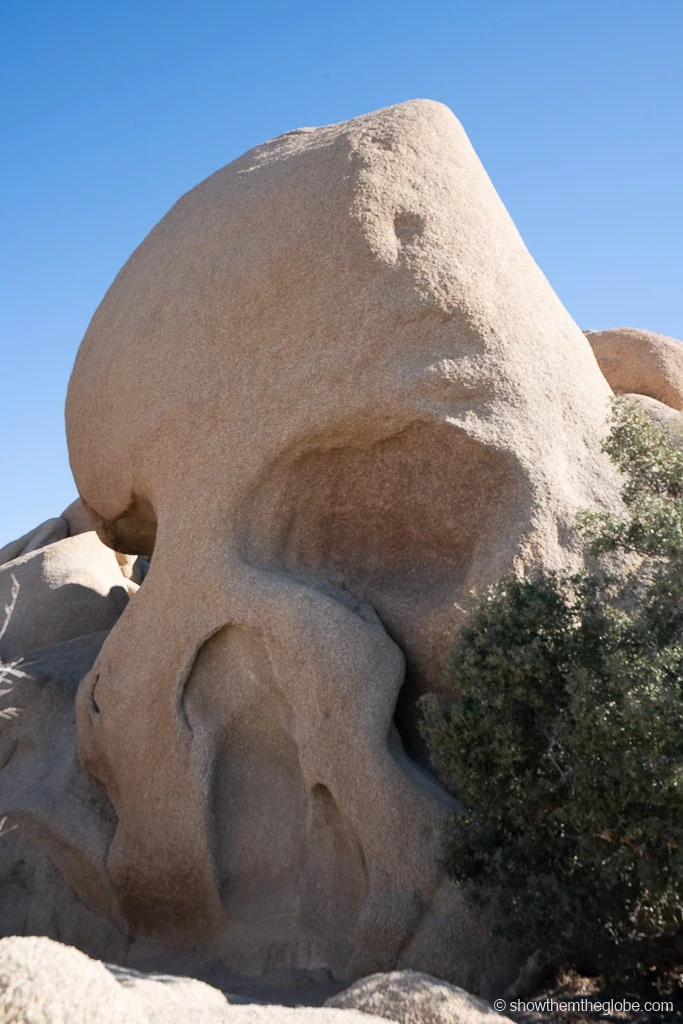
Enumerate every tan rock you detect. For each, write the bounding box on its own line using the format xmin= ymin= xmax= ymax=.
xmin=620 ymin=392 xmax=683 ymax=438
xmin=0 ymin=935 xmax=400 ymax=1024
xmin=0 ymin=497 xmax=144 ymax=585
xmin=61 ymin=497 xmax=95 ymax=536
xmin=586 ymin=327 xmax=683 ymax=409
xmin=108 ymin=963 xmax=229 ymax=1023
xmin=110 ymin=964 xmax=393 ymax=1024
xmin=0 ymin=499 xmax=92 ymax=567
xmin=0 ymin=936 xmax=147 ymax=1024
xmin=0 ymin=518 xmax=68 ymax=566
xmin=327 ymin=970 xmax=512 ymax=1023
xmin=0 ymin=533 xmax=134 ymax=662
xmin=59 ymin=500 xmax=148 ymax=581
xmin=62 ymin=99 xmax=620 ymax=988
xmin=0 ymin=633 xmax=121 ymax=926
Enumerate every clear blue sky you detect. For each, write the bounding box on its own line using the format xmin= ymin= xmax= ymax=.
xmin=2 ymin=0 xmax=682 ymax=546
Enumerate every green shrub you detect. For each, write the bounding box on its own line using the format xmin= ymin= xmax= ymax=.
xmin=420 ymin=400 xmax=683 ymax=972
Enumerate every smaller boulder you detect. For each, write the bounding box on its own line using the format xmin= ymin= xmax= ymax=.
xmin=586 ymin=327 xmax=683 ymax=410
xmin=60 ymin=498 xmax=94 ymax=537
xmin=107 ymin=964 xmax=230 ymax=1023
xmin=0 ymin=935 xmax=147 ymax=1024
xmin=0 ymin=935 xmax=398 ymax=1024
xmin=0 ymin=519 xmax=68 ymax=567
xmin=0 ymin=533 xmax=134 ymax=662
xmin=621 ymin=393 xmax=683 ymax=439
xmin=0 ymin=499 xmax=147 ymax=581
xmin=326 ymin=970 xmax=512 ymax=1024
xmin=0 ymin=498 xmax=92 ymax=567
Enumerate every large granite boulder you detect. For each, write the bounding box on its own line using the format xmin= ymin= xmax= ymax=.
xmin=62 ymin=98 xmax=624 ymax=987
xmin=586 ymin=327 xmax=683 ymax=409
xmin=1 ymin=99 xmax=628 ymax=994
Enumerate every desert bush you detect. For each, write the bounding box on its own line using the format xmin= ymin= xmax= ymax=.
xmin=420 ymin=400 xmax=683 ymax=973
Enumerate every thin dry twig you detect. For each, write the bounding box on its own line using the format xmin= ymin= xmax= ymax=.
xmin=0 ymin=574 xmax=24 ymax=721
xmin=0 ymin=574 xmax=19 ymax=644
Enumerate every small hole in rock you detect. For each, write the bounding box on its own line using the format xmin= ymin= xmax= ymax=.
xmin=394 ymin=211 xmax=425 ymax=245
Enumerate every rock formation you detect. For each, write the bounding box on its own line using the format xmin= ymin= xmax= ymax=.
xmin=0 ymin=936 xmax=514 ymax=1024
xmin=5 ymin=99 xmax=680 ymax=997
xmin=0 ymin=534 xmax=132 ymax=663
xmin=59 ymin=97 xmax=625 ymax=987
xmin=585 ymin=327 xmax=683 ymax=409
xmin=620 ymin=393 xmax=683 ymax=439
xmin=0 ymin=936 xmax=147 ymax=1024
xmin=326 ymin=970 xmax=508 ymax=1023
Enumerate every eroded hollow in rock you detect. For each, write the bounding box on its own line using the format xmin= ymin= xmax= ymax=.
xmin=183 ymin=623 xmax=371 ymax=972
xmin=239 ymin=420 xmax=525 ymax=761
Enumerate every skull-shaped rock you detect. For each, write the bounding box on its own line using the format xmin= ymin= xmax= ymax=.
xmin=65 ymin=100 xmax=619 ymax=986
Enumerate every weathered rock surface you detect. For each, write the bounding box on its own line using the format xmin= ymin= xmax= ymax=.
xmin=108 ymin=962 xmax=232 ymax=1023
xmin=0 ymin=533 xmax=134 ymax=663
xmin=59 ymin=98 xmax=626 ymax=988
xmin=0 ymin=519 xmax=68 ymax=567
xmin=621 ymin=393 xmax=683 ymax=438
xmin=327 ymin=970 xmax=512 ymax=1023
xmin=0 ymin=499 xmax=91 ymax=567
xmin=586 ymin=327 xmax=683 ymax=409
xmin=0 ymin=935 xmax=417 ymax=1024
xmin=60 ymin=497 xmax=94 ymax=537
xmin=0 ymin=499 xmax=147 ymax=587
xmin=0 ymin=633 xmax=123 ymax=930
xmin=0 ymin=936 xmax=147 ymax=1024
xmin=111 ymin=961 xmax=387 ymax=1024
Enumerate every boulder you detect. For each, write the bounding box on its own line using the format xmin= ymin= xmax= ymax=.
xmin=621 ymin=393 xmax=683 ymax=438
xmin=327 ymin=970 xmax=512 ymax=1023
xmin=0 ymin=936 xmax=146 ymax=1024
xmin=586 ymin=327 xmax=683 ymax=409
xmin=107 ymin=963 xmax=230 ymax=1023
xmin=110 ymin=964 xmax=383 ymax=1023
xmin=0 ymin=633 xmax=120 ymax=927
xmin=0 ymin=533 xmax=134 ymax=663
xmin=0 ymin=499 xmax=148 ymax=585
xmin=61 ymin=498 xmax=148 ymax=580
xmin=0 ymin=519 xmax=68 ymax=567
xmin=61 ymin=497 xmax=94 ymax=536
xmin=0 ymin=935 xmax=401 ymax=1024
xmin=0 ymin=499 xmax=92 ymax=567
xmin=11 ymin=98 xmax=621 ymax=990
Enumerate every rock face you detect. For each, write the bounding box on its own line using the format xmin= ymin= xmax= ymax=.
xmin=0 ymin=936 xmax=513 ymax=1024
xmin=1 ymin=99 xmax=635 ymax=994
xmin=108 ymin=962 xmax=232 ymax=1024
xmin=0 ymin=498 xmax=93 ymax=567
xmin=620 ymin=393 xmax=683 ymax=438
xmin=0 ymin=510 xmax=149 ymax=959
xmin=326 ymin=970 xmax=512 ymax=1023
xmin=0 ymin=499 xmax=147 ymax=585
xmin=0 ymin=936 xmax=147 ymax=1024
xmin=586 ymin=327 xmax=683 ymax=409
xmin=59 ymin=99 xmax=624 ymax=989
xmin=0 ymin=533 xmax=133 ymax=663
xmin=0 ymin=633 xmax=120 ymax=932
